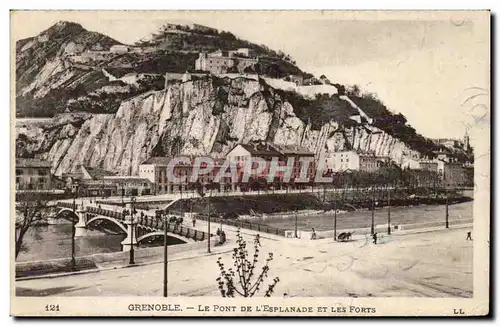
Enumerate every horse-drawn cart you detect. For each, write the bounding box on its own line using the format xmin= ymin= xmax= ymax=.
xmin=337 ymin=232 xmax=354 ymax=242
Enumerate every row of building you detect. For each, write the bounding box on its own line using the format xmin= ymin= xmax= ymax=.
xmin=15 ymin=159 xmax=154 ymax=197
xmin=139 ymin=143 xmax=317 ymax=194
xmin=15 ymin=141 xmax=473 ymax=197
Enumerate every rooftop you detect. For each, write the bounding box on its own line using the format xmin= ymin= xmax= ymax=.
xmin=82 ymin=166 xmax=117 ymax=180
xmin=141 ymin=157 xmax=171 ymax=165
xmin=141 ymin=157 xmax=194 ymax=166
xmin=238 ymin=143 xmax=282 ymax=156
xmin=271 ymin=143 xmax=315 ymax=156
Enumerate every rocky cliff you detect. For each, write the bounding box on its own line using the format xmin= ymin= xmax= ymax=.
xmin=16 ymin=76 xmax=420 ymax=176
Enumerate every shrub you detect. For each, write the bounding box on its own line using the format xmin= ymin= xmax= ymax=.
xmin=216 ymin=230 xmax=280 ymax=297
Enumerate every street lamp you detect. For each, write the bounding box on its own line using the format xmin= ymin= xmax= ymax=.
xmin=71 ymin=185 xmax=79 ymax=271
xmin=445 ymin=186 xmax=449 ymax=229
xmin=333 ymin=194 xmax=337 ymax=241
xmin=207 ymin=188 xmax=212 ymax=253
xmin=332 ymin=171 xmax=341 ymax=241
xmin=387 ymin=183 xmax=391 ymax=235
xmin=121 ymin=183 xmax=125 ymax=206
xmin=370 ymin=185 xmax=375 ymax=235
xmin=129 ymin=197 xmax=136 ymax=265
xmin=163 ymin=211 xmax=168 ymax=297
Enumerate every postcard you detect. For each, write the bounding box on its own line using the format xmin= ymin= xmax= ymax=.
xmin=11 ymin=10 xmax=490 ymax=317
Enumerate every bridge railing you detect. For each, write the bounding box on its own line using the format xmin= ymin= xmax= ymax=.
xmin=193 ymin=213 xmax=286 ymax=237
xmin=57 ymin=202 xmax=212 ymax=242
xmin=136 ymin=214 xmax=212 ymax=241
xmin=57 ymin=202 xmax=77 ymax=210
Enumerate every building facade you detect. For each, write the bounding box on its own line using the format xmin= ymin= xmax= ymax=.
xmin=195 ymin=49 xmax=258 ymax=74
xmin=103 ymin=176 xmax=153 ymax=196
xmin=286 ymin=74 xmax=304 ymax=86
xmin=139 ymin=157 xmax=234 ymax=194
xmin=401 ymin=157 xmax=421 ymax=170
xmin=226 ymin=143 xmax=316 ymax=186
xmin=419 ymin=160 xmax=439 ymax=173
xmin=443 ymin=162 xmax=467 ymax=187
xmin=139 ymin=142 xmax=317 ymax=194
xmin=326 ymin=151 xmax=381 ymax=173
xmin=15 ymin=158 xmax=52 ymax=190
xmin=64 ymin=165 xmax=153 ymax=197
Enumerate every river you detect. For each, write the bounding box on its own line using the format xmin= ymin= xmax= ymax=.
xmin=260 ymin=200 xmax=473 ymax=231
xmin=17 ymin=222 xmax=184 ymax=263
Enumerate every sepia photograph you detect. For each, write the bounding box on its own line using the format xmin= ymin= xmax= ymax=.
xmin=10 ymin=10 xmax=490 ymax=316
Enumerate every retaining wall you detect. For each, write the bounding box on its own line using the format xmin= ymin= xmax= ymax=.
xmin=16 ymin=238 xmax=219 ymax=279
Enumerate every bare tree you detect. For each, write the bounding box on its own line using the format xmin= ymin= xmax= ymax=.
xmin=15 ymin=200 xmax=48 ymax=259
xmin=216 ymin=230 xmax=280 ymax=297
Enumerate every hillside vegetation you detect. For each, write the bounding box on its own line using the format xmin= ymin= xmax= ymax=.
xmin=14 ymin=20 xmax=464 ymax=165
xmin=15 ymin=21 xmax=310 ymax=118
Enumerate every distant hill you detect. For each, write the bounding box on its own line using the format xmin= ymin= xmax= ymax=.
xmin=16 ymin=21 xmax=122 ymax=93
xmin=136 ymin=23 xmax=280 ymax=56
xmin=15 ymin=21 xmax=308 ymax=118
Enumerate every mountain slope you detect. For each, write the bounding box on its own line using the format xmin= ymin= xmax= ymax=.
xmin=16 ymin=21 xmax=121 ymax=94
xmin=15 ymin=21 xmax=307 ymax=118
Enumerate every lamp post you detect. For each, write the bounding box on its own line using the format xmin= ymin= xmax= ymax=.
xmin=445 ymin=186 xmax=449 ymax=229
xmin=163 ymin=211 xmax=168 ymax=297
xmin=387 ymin=184 xmax=391 ymax=235
xmin=207 ymin=189 xmax=211 ymax=253
xmin=129 ymin=196 xmax=136 ymax=265
xmin=370 ymin=185 xmax=375 ymax=235
xmin=333 ymin=195 xmax=337 ymax=241
xmin=202 ymin=188 xmax=212 ymax=253
xmin=71 ymin=185 xmax=79 ymax=271
xmin=121 ymin=183 xmax=125 ymax=206
xmin=294 ymin=208 xmax=298 ymax=238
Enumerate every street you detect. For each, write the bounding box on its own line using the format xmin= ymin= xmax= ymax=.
xmin=16 ymin=227 xmax=473 ymax=298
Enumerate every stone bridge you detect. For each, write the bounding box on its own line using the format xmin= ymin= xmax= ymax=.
xmin=52 ymin=202 xmax=212 ymax=251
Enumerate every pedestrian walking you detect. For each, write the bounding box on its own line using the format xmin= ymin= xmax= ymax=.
xmin=255 ymin=234 xmax=262 ymax=247
xmin=192 ymin=218 xmax=196 ymax=227
xmin=372 ymin=232 xmax=378 ymax=245
xmin=311 ymin=228 xmax=317 ymax=240
xmin=466 ymin=231 xmax=472 ymax=241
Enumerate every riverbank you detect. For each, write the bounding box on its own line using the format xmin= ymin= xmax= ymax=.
xmin=260 ymin=200 xmax=473 ymax=232
xmin=167 ymin=190 xmax=472 ymax=217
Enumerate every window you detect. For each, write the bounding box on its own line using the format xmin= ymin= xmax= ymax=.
xmin=16 ymin=169 xmax=23 ymax=176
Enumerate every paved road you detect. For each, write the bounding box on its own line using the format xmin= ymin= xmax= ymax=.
xmin=16 ymin=227 xmax=473 ymax=298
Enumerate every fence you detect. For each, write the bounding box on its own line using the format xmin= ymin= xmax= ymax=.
xmin=194 ymin=213 xmax=287 ymax=237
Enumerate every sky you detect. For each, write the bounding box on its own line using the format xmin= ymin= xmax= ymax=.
xmin=11 ymin=11 xmax=490 ymax=140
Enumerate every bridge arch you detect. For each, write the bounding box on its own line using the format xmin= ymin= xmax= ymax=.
xmin=163 ymin=198 xmax=182 ymax=211
xmin=55 ymin=208 xmax=79 ymax=220
xmin=137 ymin=231 xmax=189 ymax=244
xmin=86 ymin=216 xmax=128 ymax=233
